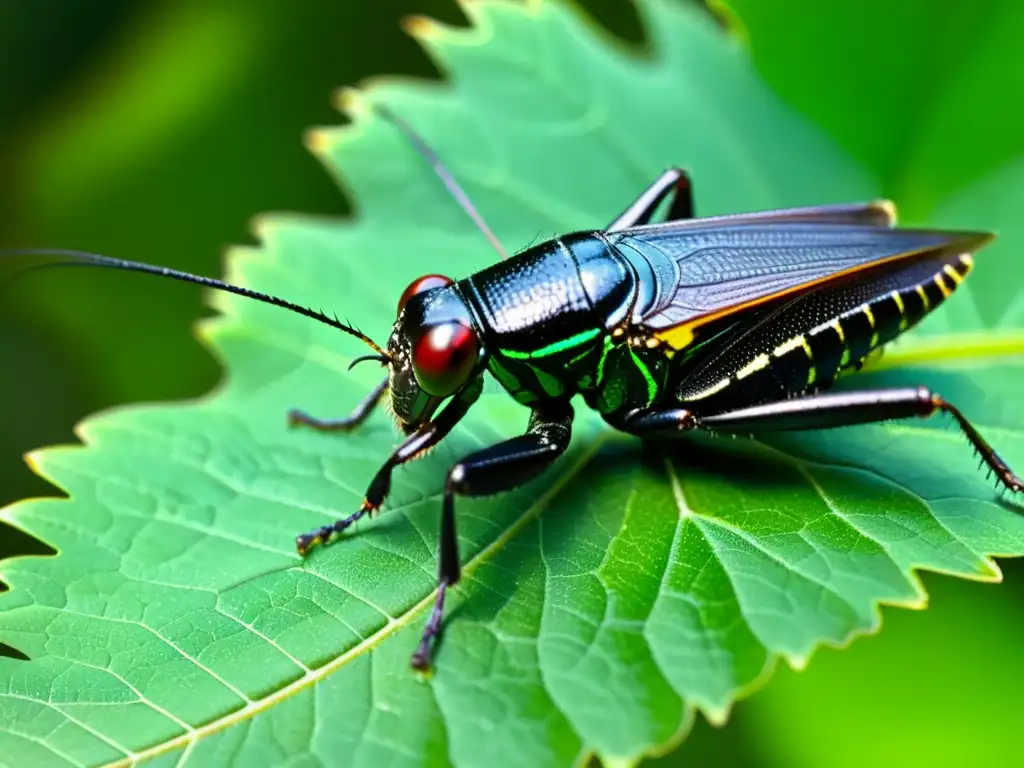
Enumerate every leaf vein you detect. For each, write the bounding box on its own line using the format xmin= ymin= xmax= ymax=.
xmin=0 ymin=692 xmax=130 ymax=764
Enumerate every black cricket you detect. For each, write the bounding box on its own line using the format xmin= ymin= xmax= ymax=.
xmin=10 ymin=106 xmax=1022 ymax=672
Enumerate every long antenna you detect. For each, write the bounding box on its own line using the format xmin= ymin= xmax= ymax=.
xmin=3 ymin=249 xmax=389 ymax=357
xmin=375 ymin=104 xmax=510 ymax=261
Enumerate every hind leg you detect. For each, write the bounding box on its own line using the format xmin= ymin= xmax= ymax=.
xmin=618 ymin=388 xmax=1023 ymax=494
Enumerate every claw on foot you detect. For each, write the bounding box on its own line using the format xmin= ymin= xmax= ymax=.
xmin=1005 ymin=473 xmax=1024 ymax=496
xmin=410 ymin=650 xmax=432 ymax=674
xmin=295 ymin=506 xmax=373 ymax=556
xmin=409 ymin=581 xmax=447 ymax=671
xmin=295 ymin=525 xmax=333 ymax=556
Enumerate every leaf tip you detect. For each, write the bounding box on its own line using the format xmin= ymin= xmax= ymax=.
xmin=332 ymin=86 xmax=367 ymax=121
xmin=303 ymin=127 xmax=338 ymax=158
xmin=973 ymin=556 xmax=1004 ymax=583
xmin=401 ymin=14 xmax=444 ymax=41
xmin=249 ymin=214 xmax=274 ymax=242
xmin=22 ymin=449 xmax=46 ymax=479
xmin=899 ymin=590 xmax=930 ymax=613
xmin=704 ymin=0 xmax=750 ymax=44
xmin=785 ymin=652 xmax=811 ymax=672
xmin=700 ymin=703 xmax=730 ymax=728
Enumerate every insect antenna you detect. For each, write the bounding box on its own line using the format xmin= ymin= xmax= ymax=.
xmin=375 ymin=103 xmax=510 ymax=261
xmin=347 ymin=353 xmax=390 ymax=371
xmin=2 ymin=248 xmax=390 ymax=358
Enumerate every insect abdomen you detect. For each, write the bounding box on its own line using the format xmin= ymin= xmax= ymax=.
xmin=675 ymin=251 xmax=974 ymax=412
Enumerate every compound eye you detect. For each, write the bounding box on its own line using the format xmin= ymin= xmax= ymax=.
xmin=398 ymin=274 xmax=453 ymax=315
xmin=411 ymin=322 xmax=479 ymax=397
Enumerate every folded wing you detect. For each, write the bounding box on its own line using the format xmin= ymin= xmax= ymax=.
xmin=609 ymin=222 xmax=991 ymax=348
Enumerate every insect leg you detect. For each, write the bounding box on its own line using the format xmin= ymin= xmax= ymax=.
xmin=622 ymin=389 xmax=1023 ymax=494
xmin=410 ymin=401 xmax=574 ymax=670
xmin=288 ymin=378 xmax=388 ymax=432
xmin=700 ymin=389 xmax=1024 ymax=492
xmin=607 ymin=167 xmax=694 ymax=231
xmin=295 ymin=378 xmax=483 ymax=555
xmin=615 ymin=407 xmax=698 ymax=435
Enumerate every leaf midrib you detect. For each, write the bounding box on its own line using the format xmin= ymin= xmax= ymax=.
xmin=869 ymin=331 xmax=1024 ymax=371
xmin=106 ymin=431 xmax=613 ymax=766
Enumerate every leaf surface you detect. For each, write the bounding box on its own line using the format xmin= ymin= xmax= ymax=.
xmin=1 ymin=2 xmax=1022 ymax=766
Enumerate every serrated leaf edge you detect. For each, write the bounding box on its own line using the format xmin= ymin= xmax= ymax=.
xmin=83 ymin=433 xmax=610 ymax=767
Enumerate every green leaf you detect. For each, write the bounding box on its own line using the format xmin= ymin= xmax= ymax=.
xmin=1 ymin=1 xmax=1022 ymax=766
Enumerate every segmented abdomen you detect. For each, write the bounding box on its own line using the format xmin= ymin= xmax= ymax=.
xmin=675 ymin=251 xmax=974 ymax=413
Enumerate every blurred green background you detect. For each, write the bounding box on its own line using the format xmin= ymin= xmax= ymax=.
xmin=1 ymin=0 xmax=1021 ymax=764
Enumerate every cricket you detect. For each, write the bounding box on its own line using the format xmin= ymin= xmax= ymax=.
xmin=8 ymin=105 xmax=1022 ymax=671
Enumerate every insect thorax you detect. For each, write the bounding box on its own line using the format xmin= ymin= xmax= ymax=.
xmin=465 ymin=231 xmax=660 ymax=408
xmin=485 ymin=326 xmax=675 ymax=413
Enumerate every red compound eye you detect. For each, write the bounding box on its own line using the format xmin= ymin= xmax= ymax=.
xmin=411 ymin=322 xmax=479 ymax=397
xmin=397 ymin=274 xmax=453 ymax=315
